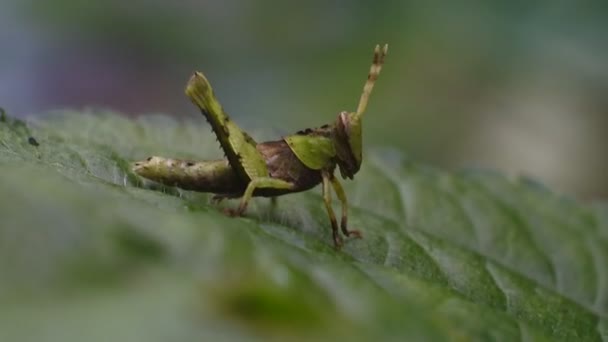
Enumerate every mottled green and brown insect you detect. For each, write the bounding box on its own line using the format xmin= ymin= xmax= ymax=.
xmin=133 ymin=44 xmax=388 ymax=248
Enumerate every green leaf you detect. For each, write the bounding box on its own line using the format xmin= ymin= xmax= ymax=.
xmin=0 ymin=111 xmax=606 ymax=341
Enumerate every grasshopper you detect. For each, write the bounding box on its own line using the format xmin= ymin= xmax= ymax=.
xmin=133 ymin=44 xmax=388 ymax=248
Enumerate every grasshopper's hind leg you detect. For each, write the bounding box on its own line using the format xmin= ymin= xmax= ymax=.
xmin=225 ymin=177 xmax=295 ymax=216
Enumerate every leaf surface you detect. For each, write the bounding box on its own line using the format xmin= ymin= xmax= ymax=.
xmin=0 ymin=112 xmax=606 ymax=341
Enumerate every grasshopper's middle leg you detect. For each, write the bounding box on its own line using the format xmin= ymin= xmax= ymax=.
xmin=270 ymin=196 xmax=278 ymax=210
xmin=225 ymin=177 xmax=294 ymax=216
xmin=329 ymin=175 xmax=362 ymax=239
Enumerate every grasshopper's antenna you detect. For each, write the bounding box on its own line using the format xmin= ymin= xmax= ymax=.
xmin=355 ymin=44 xmax=388 ymax=119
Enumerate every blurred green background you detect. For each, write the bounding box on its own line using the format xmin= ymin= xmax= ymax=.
xmin=1 ymin=1 xmax=607 ymax=198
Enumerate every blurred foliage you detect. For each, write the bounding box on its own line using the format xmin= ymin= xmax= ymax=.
xmin=0 ymin=111 xmax=607 ymax=341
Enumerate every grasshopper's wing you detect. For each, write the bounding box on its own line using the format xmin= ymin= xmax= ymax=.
xmin=285 ymin=134 xmax=336 ymax=170
xmin=186 ymin=72 xmax=268 ymax=181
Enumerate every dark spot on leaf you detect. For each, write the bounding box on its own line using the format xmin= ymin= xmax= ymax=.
xmin=28 ymin=136 xmax=39 ymax=147
xmin=146 ymin=156 xmax=153 ymax=161
xmin=186 ymin=162 xmax=195 ymax=166
xmin=113 ymin=226 xmax=165 ymax=262
xmin=210 ymin=269 xmax=336 ymax=332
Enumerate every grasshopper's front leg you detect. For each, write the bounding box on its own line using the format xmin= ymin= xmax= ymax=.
xmin=321 ymin=171 xmax=362 ymax=249
xmin=329 ymin=174 xmax=362 ymax=239
xmin=321 ymin=170 xmax=343 ymax=248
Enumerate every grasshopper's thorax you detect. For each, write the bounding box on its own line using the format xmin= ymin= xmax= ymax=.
xmin=333 ymin=111 xmax=362 ymax=179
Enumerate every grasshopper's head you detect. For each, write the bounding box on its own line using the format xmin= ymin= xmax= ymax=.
xmin=333 ymin=44 xmax=387 ymax=180
xmin=333 ymin=111 xmax=363 ymax=179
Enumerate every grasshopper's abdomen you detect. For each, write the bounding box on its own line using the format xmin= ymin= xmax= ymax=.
xmin=133 ymin=157 xmax=243 ymax=195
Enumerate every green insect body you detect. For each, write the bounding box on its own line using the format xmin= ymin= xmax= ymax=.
xmin=133 ymin=44 xmax=388 ymax=248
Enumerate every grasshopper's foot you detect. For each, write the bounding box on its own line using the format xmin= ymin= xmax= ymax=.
xmin=222 ymin=198 xmax=249 ymax=217
xmin=333 ymin=231 xmax=344 ymax=250
xmin=340 ymin=217 xmax=363 ymax=239
xmin=343 ymin=228 xmax=363 ymax=239
xmin=222 ymin=207 xmax=243 ymax=217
